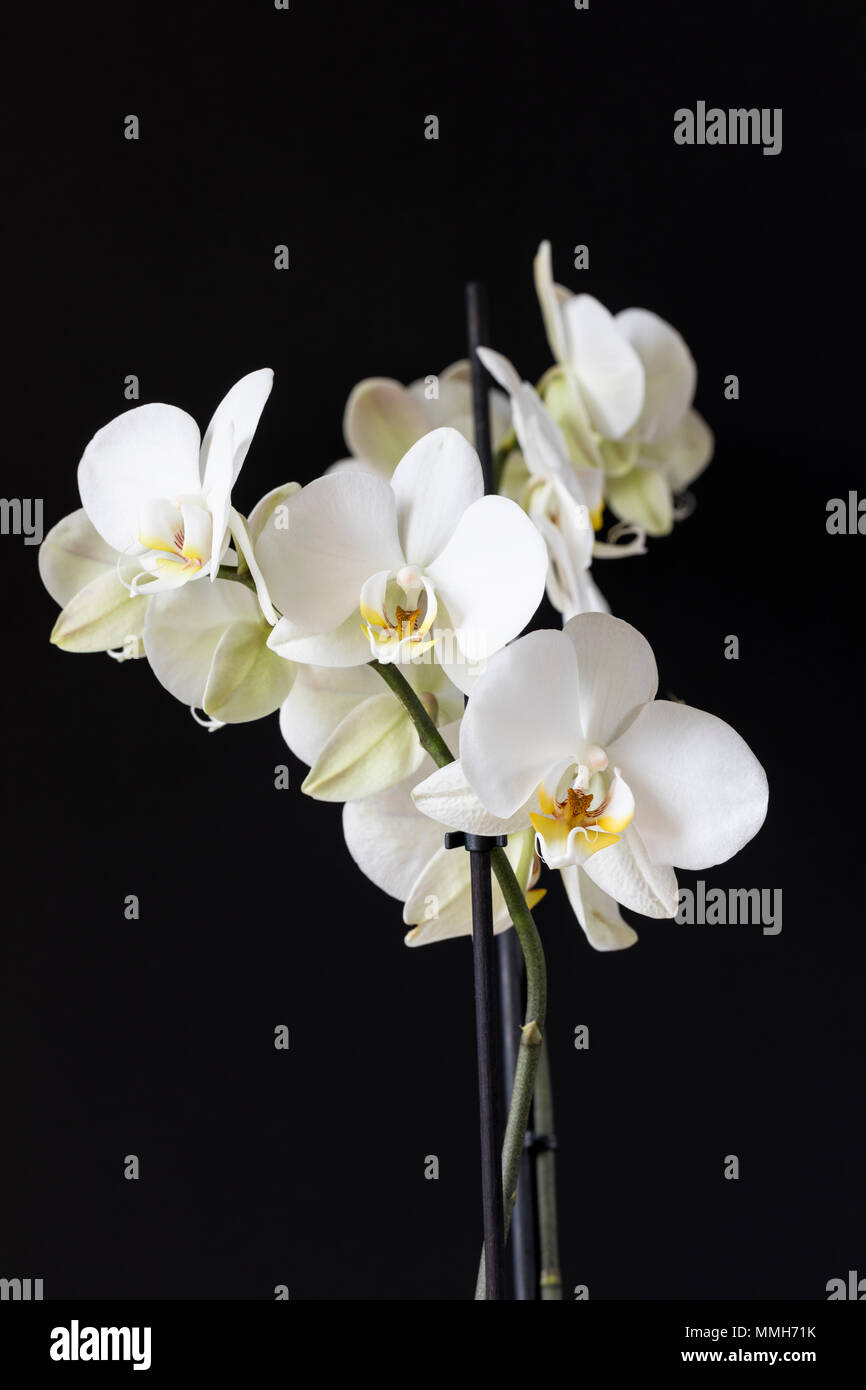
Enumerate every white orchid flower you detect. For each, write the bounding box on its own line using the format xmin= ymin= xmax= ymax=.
xmin=478 ymin=347 xmax=616 ymax=622
xmin=39 ymin=508 xmax=148 ymax=658
xmin=534 ymin=241 xmax=714 ymax=536
xmin=280 ymin=659 xmax=463 ymax=802
xmin=257 ymin=426 xmax=548 ymax=693
xmin=141 ymin=483 xmax=300 ymax=726
xmin=413 ymin=612 xmax=768 ymax=931
xmin=341 ymin=726 xmax=542 ymax=946
xmin=76 ymin=369 xmax=274 ymax=596
xmin=336 ymin=361 xmax=511 ymax=478
xmin=406 ymin=749 xmax=638 ymax=952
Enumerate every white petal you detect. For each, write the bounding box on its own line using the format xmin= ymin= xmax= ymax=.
xmin=343 ymin=377 xmax=430 ymax=469
xmin=143 ymin=577 xmax=261 ymax=708
xmin=200 ymin=368 xmax=273 ymax=489
xmin=180 ymin=501 xmax=212 ymax=563
xmin=560 ymin=866 xmax=638 ymax=950
xmin=530 ymin=483 xmax=600 ymax=620
xmin=476 ymin=346 xmax=522 ymax=397
xmin=390 ymin=426 xmax=483 ymax=567
xmin=229 ymin=507 xmax=277 ymax=624
xmin=562 ymin=612 xmax=658 ymax=746
xmin=38 ymin=509 xmax=120 ymax=606
xmin=411 ymin=758 xmax=536 ymax=835
xmin=607 ymin=699 xmax=769 ymax=869
xmin=342 ymin=763 xmax=449 ymax=901
xmin=561 ymin=295 xmax=645 ymax=440
xmin=267 ymin=611 xmax=372 ymax=667
xmin=248 ymin=482 xmax=301 ymax=542
xmin=581 ymin=822 xmax=679 ymax=918
xmin=481 ymin=351 xmax=584 ymax=504
xmin=460 ymin=629 xmax=583 ymax=818
xmin=427 ymin=494 xmax=547 ymax=672
xmin=279 ymin=663 xmax=381 ymax=765
xmin=616 ymin=309 xmax=695 ymax=444
xmin=78 ymin=403 xmax=202 ymax=554
xmin=402 ymin=847 xmax=475 ymax=943
xmin=255 ymin=471 xmax=404 ymax=629
xmin=533 ymin=240 xmax=569 ymax=363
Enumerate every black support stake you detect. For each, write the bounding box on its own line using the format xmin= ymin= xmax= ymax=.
xmin=460 ymin=281 xmax=538 ymax=1301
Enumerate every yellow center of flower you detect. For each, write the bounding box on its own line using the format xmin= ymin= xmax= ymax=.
xmin=394 ymin=605 xmax=422 ymax=639
xmin=360 ymin=570 xmax=439 ymax=661
xmin=527 ymin=753 xmax=636 ymax=867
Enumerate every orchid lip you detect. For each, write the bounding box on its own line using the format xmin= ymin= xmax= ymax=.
xmin=360 ymin=566 xmax=439 ymax=660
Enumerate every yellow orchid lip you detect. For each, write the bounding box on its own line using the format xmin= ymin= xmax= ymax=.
xmin=360 ymin=599 xmax=387 ymax=628
xmin=138 ymin=530 xmax=180 ymax=555
xmin=530 ymin=811 xmax=619 ymax=863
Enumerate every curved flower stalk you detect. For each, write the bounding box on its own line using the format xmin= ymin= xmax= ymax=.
xmin=257 ymin=426 xmax=548 ymax=692
xmin=534 ymin=241 xmax=713 ymax=536
xmin=414 ymin=612 xmax=768 ymax=945
xmin=76 ymin=368 xmax=274 ymax=594
xmin=336 ymin=361 xmax=511 ymax=478
xmin=281 ymin=658 xmax=464 ymax=803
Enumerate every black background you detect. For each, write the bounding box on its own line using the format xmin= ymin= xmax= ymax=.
xmin=1 ymin=1 xmax=863 ymax=1301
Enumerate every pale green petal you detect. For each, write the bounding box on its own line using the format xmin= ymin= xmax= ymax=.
xmin=640 ymin=408 xmax=714 ymax=493
xmin=280 ymin=664 xmax=382 ymax=765
xmin=408 ymin=360 xmax=512 ymax=453
xmin=539 ymin=366 xmax=604 ymax=470
xmin=302 ymin=691 xmax=425 ymax=802
xmin=343 ymin=377 xmax=429 ymax=470
xmin=599 ymin=433 xmax=640 ymax=478
xmin=498 ymin=450 xmax=530 ymax=504
xmin=203 ymin=619 xmax=295 ymax=723
xmin=50 ymin=571 xmax=148 ymax=652
xmin=39 ymin=508 xmax=120 ymax=606
xmin=605 ymin=465 xmax=675 ymax=537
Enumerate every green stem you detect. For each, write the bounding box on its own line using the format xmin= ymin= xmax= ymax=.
xmin=369 ymin=659 xmax=549 ymax=1301
xmin=370 ymin=660 xmax=453 ymax=768
xmin=215 ymin=564 xmax=257 ymax=592
xmin=533 ymin=1039 xmax=562 ymax=1299
xmin=473 ymin=848 xmax=546 ymax=1299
